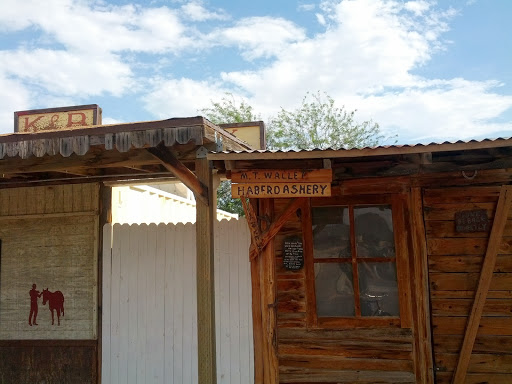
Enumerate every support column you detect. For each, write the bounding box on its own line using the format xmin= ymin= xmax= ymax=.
xmin=196 ymin=157 xmax=217 ymax=384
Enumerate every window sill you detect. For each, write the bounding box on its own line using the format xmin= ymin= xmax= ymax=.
xmin=314 ymin=317 xmax=401 ymax=329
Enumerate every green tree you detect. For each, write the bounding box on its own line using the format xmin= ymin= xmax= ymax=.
xmin=200 ymin=93 xmax=259 ymax=125
xmin=200 ymin=93 xmax=260 ymax=216
xmin=201 ymin=91 xmax=386 ymax=215
xmin=267 ymin=91 xmax=382 ymax=150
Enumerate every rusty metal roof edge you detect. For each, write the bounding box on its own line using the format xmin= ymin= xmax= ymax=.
xmin=207 ymin=137 xmax=512 ymax=160
xmin=203 ymin=118 xmax=254 ymax=151
xmin=0 ymin=116 xmax=208 ymax=143
xmin=0 ymin=116 xmax=256 ymax=160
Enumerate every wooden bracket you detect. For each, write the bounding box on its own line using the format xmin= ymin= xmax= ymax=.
xmin=147 ymin=142 xmax=209 ymax=205
xmin=451 ymin=185 xmax=512 ymax=384
xmin=243 ymin=198 xmax=307 ymax=261
xmin=241 ymin=196 xmax=263 ymax=252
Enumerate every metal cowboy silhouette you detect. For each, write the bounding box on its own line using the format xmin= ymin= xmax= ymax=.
xmin=29 ymin=283 xmax=42 ymax=326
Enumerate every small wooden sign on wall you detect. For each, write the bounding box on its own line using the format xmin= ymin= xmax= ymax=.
xmin=455 ymin=209 xmax=489 ymax=233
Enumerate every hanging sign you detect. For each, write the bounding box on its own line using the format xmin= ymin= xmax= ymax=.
xmin=283 ymin=236 xmax=304 ymax=270
xmin=231 ymin=169 xmax=332 ymax=198
xmin=455 ymin=209 xmax=489 ymax=233
xmin=14 ymin=104 xmax=102 ymax=133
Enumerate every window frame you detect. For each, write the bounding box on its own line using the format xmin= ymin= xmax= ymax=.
xmin=303 ymin=194 xmax=411 ymax=329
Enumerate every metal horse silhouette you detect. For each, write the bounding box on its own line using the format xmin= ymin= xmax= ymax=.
xmin=42 ymin=288 xmax=65 ymax=326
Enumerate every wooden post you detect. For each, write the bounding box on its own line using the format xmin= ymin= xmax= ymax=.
xmin=451 ymin=185 xmax=512 ymax=384
xmin=195 ymin=157 xmax=217 ymax=384
xmin=259 ymin=199 xmax=279 ymax=384
xmin=97 ymin=183 xmax=112 ymax=384
xmin=409 ymin=188 xmax=434 ymax=384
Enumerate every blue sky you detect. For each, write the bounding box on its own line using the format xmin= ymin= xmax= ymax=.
xmin=0 ymin=0 xmax=510 ymax=144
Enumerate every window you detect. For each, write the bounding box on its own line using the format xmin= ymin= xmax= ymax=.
xmin=305 ymin=195 xmax=408 ymax=327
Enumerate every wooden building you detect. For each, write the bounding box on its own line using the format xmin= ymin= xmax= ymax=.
xmin=209 ymin=139 xmax=512 ymax=384
xmin=0 ymin=117 xmax=251 ymax=383
xmin=2 ymin=110 xmax=512 ymax=384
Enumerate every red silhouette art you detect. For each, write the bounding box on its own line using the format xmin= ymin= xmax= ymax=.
xmin=28 ymin=283 xmax=42 ymax=326
xmin=42 ymin=288 xmax=65 ymax=326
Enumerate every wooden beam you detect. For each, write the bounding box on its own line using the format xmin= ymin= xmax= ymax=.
xmin=195 ymin=157 xmax=217 ymax=384
xmin=451 ymin=185 xmax=512 ymax=384
xmin=258 ymin=199 xmax=279 ymax=384
xmin=0 ymin=147 xmax=161 ymax=175
xmin=409 ymin=188 xmax=434 ymax=384
xmin=241 ymin=196 xmax=263 ymax=252
xmin=251 ymin=249 xmax=264 ymax=384
xmin=147 ymin=143 xmax=208 ymax=205
xmin=249 ymin=198 xmax=306 ymax=260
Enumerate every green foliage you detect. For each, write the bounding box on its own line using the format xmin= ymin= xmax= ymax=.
xmin=267 ymin=91 xmax=382 ymax=150
xmin=201 ymin=91 xmax=386 ymax=216
xmin=200 ymin=93 xmax=260 ymax=217
xmin=200 ymin=92 xmax=259 ymax=124
xmin=216 ymin=179 xmax=245 ymax=217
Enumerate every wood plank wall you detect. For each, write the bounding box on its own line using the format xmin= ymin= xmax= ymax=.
xmin=0 ymin=183 xmax=100 ymax=383
xmin=273 ymin=198 xmax=415 ymax=384
xmin=424 ymin=186 xmax=512 ymax=384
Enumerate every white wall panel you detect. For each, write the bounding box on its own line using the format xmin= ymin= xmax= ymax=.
xmin=102 ymin=219 xmax=252 ymax=383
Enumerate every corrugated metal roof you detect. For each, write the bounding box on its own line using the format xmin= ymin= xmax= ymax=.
xmin=208 ymin=137 xmax=512 ymax=160
xmin=0 ymin=116 xmax=252 ymax=160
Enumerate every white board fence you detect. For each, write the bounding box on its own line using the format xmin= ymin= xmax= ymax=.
xmin=102 ymin=219 xmax=253 ymax=383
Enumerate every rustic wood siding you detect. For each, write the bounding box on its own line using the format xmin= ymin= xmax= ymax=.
xmin=102 ymin=219 xmax=253 ymax=383
xmin=424 ymin=186 xmax=512 ymax=383
xmin=273 ymin=198 xmax=416 ymax=383
xmin=0 ymin=184 xmax=99 ymax=340
xmin=0 ymin=183 xmax=100 ymax=383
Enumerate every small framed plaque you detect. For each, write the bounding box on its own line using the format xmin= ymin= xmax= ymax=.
xmin=283 ymin=236 xmax=304 ymax=271
xmin=455 ymin=209 xmax=489 ymax=233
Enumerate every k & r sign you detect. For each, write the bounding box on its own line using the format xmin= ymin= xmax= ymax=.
xmin=14 ymin=104 xmax=102 ymax=133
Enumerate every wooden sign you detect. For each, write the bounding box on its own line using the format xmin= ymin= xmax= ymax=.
xmin=14 ymin=104 xmax=102 ymax=133
xmin=455 ymin=209 xmax=489 ymax=233
xmin=232 ymin=182 xmax=331 ymax=198
xmin=283 ymin=237 xmax=304 ymax=270
xmin=231 ymin=169 xmax=332 ymax=198
xmin=232 ymin=169 xmax=332 ymax=183
xmin=220 ymin=121 xmax=266 ymax=150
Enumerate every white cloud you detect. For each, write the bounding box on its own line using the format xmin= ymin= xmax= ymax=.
xmin=208 ymin=17 xmax=306 ymax=60
xmin=404 ymin=0 xmax=431 ymax=16
xmin=214 ymin=0 xmax=512 ymax=142
xmin=102 ymin=117 xmax=127 ymax=125
xmin=356 ymin=79 xmax=512 ymax=142
xmin=316 ymin=13 xmax=327 ymax=25
xmin=0 ymin=0 xmax=510 ymax=143
xmin=181 ymin=1 xmax=229 ymax=21
xmin=0 ymin=0 xmax=193 ymax=54
xmin=0 ymin=49 xmax=133 ymax=96
xmin=0 ymin=75 xmax=31 ymax=134
xmin=141 ymin=78 xmax=232 ymax=119
xmin=298 ymin=3 xmax=316 ymax=11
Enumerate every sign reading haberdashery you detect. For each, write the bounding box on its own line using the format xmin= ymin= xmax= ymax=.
xmin=231 ymin=169 xmax=332 ymax=198
xmin=14 ymin=104 xmax=102 ymax=133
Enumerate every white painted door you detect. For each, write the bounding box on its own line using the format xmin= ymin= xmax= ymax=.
xmin=102 ymin=220 xmax=253 ymax=384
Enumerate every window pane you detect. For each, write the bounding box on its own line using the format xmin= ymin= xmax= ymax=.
xmin=314 ymin=263 xmax=355 ymax=317
xmin=312 ymin=206 xmax=350 ymax=259
xmin=359 ymin=262 xmax=399 ymax=317
xmin=354 ymin=206 xmax=395 ymax=258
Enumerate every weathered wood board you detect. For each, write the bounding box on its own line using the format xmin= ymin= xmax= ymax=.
xmin=231 ymin=169 xmax=332 ymax=183
xmin=0 ymin=184 xmax=99 ymax=340
xmin=424 ymin=186 xmax=512 ymax=382
xmin=232 ymin=182 xmax=331 ymax=198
